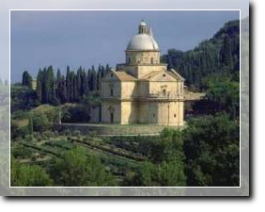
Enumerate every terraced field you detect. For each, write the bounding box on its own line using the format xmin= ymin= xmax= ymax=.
xmin=12 ymin=134 xmax=152 ymax=185
xmin=56 ymin=123 xmax=180 ymax=136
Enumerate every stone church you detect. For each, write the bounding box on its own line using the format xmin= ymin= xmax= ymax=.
xmin=100 ymin=21 xmax=185 ymax=126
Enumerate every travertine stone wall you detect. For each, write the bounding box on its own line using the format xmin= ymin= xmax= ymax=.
xmin=126 ymin=51 xmax=160 ymax=65
xmin=101 ymin=101 xmax=121 ymax=123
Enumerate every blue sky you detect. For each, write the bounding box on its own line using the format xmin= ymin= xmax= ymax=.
xmin=11 ymin=10 xmax=239 ymax=82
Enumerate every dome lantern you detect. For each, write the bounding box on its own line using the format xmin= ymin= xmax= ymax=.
xmin=139 ymin=20 xmax=149 ymax=34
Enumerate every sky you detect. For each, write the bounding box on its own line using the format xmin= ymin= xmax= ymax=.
xmin=11 ymin=10 xmax=239 ymax=82
xmin=0 ymin=0 xmax=249 ymax=82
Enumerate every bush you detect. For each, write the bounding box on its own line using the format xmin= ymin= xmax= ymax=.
xmin=31 ymin=112 xmax=52 ymax=132
xmin=64 ymin=129 xmax=71 ymax=136
xmin=11 ymin=123 xmax=29 ymax=140
xmin=73 ymin=130 xmax=81 ymax=137
xmin=42 ymin=131 xmax=54 ymax=138
xmin=11 ymin=158 xmax=53 ymax=186
xmin=25 ymin=134 xmax=33 ymax=142
xmin=62 ymin=105 xmax=90 ymax=123
xmin=12 ymin=147 xmax=34 ymax=159
xmin=50 ymin=147 xmax=116 ymax=186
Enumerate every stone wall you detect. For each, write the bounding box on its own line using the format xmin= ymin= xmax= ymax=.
xmin=125 ymin=51 xmax=160 ymax=65
xmin=101 ymin=100 xmax=121 ymax=123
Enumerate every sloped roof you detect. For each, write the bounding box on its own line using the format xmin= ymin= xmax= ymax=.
xmin=141 ymin=70 xmax=184 ymax=82
xmin=102 ymin=70 xmax=137 ymax=82
xmin=170 ymin=69 xmax=185 ymax=81
xmin=114 ymin=71 xmax=137 ymax=81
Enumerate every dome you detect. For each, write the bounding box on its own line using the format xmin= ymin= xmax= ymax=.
xmin=126 ymin=21 xmax=160 ymax=51
xmin=126 ymin=34 xmax=159 ymax=51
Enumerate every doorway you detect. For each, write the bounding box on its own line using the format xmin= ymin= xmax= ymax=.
xmin=110 ymin=112 xmax=114 ymax=123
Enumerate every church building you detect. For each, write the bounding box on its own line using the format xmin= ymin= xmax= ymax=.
xmin=100 ymin=21 xmax=185 ymax=126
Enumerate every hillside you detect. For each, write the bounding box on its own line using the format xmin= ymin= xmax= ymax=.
xmin=162 ymin=19 xmax=240 ymax=90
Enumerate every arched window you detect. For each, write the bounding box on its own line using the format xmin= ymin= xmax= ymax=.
xmin=109 ymin=84 xmax=114 ymax=96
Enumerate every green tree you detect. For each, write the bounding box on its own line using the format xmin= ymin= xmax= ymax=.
xmin=124 ymin=129 xmax=186 ymax=186
xmin=162 ymin=20 xmax=239 ymax=88
xmin=11 ymin=158 xmax=53 ymax=186
xmin=22 ymin=71 xmax=33 ymax=88
xmin=194 ymin=74 xmax=239 ymax=119
xmin=221 ymin=35 xmax=234 ymax=70
xmin=36 ymin=69 xmax=43 ymax=102
xmin=66 ymin=66 xmax=71 ymax=102
xmin=183 ymin=114 xmax=239 ymax=186
xmin=127 ymin=159 xmax=186 ymax=186
xmin=51 ymin=147 xmax=116 ymax=186
xmin=31 ymin=112 xmax=51 ymax=132
xmin=11 ymin=85 xmax=39 ymax=112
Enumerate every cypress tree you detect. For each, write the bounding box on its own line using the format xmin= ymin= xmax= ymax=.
xmin=221 ymin=35 xmax=233 ymax=71
xmin=36 ymin=69 xmax=43 ymax=103
xmin=66 ymin=66 xmax=71 ymax=102
xmin=22 ymin=71 xmax=33 ymax=88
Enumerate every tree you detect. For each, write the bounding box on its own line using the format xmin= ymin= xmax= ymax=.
xmin=125 ymin=158 xmax=186 ymax=186
xmin=66 ymin=66 xmax=71 ymax=102
xmin=11 ymin=158 xmax=53 ymax=186
xmin=33 ymin=64 xmax=114 ymax=104
xmin=89 ymin=66 xmax=97 ymax=91
xmin=162 ymin=20 xmax=239 ymax=89
xmin=45 ymin=66 xmax=56 ymax=103
xmin=30 ymin=112 xmax=51 ymax=132
xmin=124 ymin=129 xmax=186 ymax=186
xmin=11 ymin=85 xmax=39 ymax=112
xmin=36 ymin=69 xmax=43 ymax=102
xmin=194 ymin=74 xmax=239 ymax=119
xmin=51 ymin=147 xmax=116 ymax=186
xmin=221 ymin=35 xmax=234 ymax=72
xmin=183 ymin=114 xmax=239 ymax=186
xmin=22 ymin=71 xmax=33 ymax=88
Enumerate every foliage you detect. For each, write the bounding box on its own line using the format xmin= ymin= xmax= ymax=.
xmin=30 ymin=111 xmax=52 ymax=132
xmin=61 ymin=104 xmax=91 ymax=123
xmin=162 ymin=20 xmax=239 ymax=88
xmin=22 ymin=71 xmax=33 ymax=88
xmin=12 ymin=147 xmax=34 ymax=159
xmin=36 ymin=65 xmax=111 ymax=105
xmin=11 ymin=85 xmax=40 ymax=112
xmin=50 ymin=147 xmax=116 ymax=186
xmin=183 ymin=114 xmax=239 ymax=186
xmin=124 ymin=129 xmax=186 ymax=186
xmin=193 ymin=74 xmax=239 ymax=119
xmin=11 ymin=158 xmax=53 ymax=186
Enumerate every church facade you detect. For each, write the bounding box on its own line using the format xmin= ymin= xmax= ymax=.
xmin=100 ymin=21 xmax=185 ymax=126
